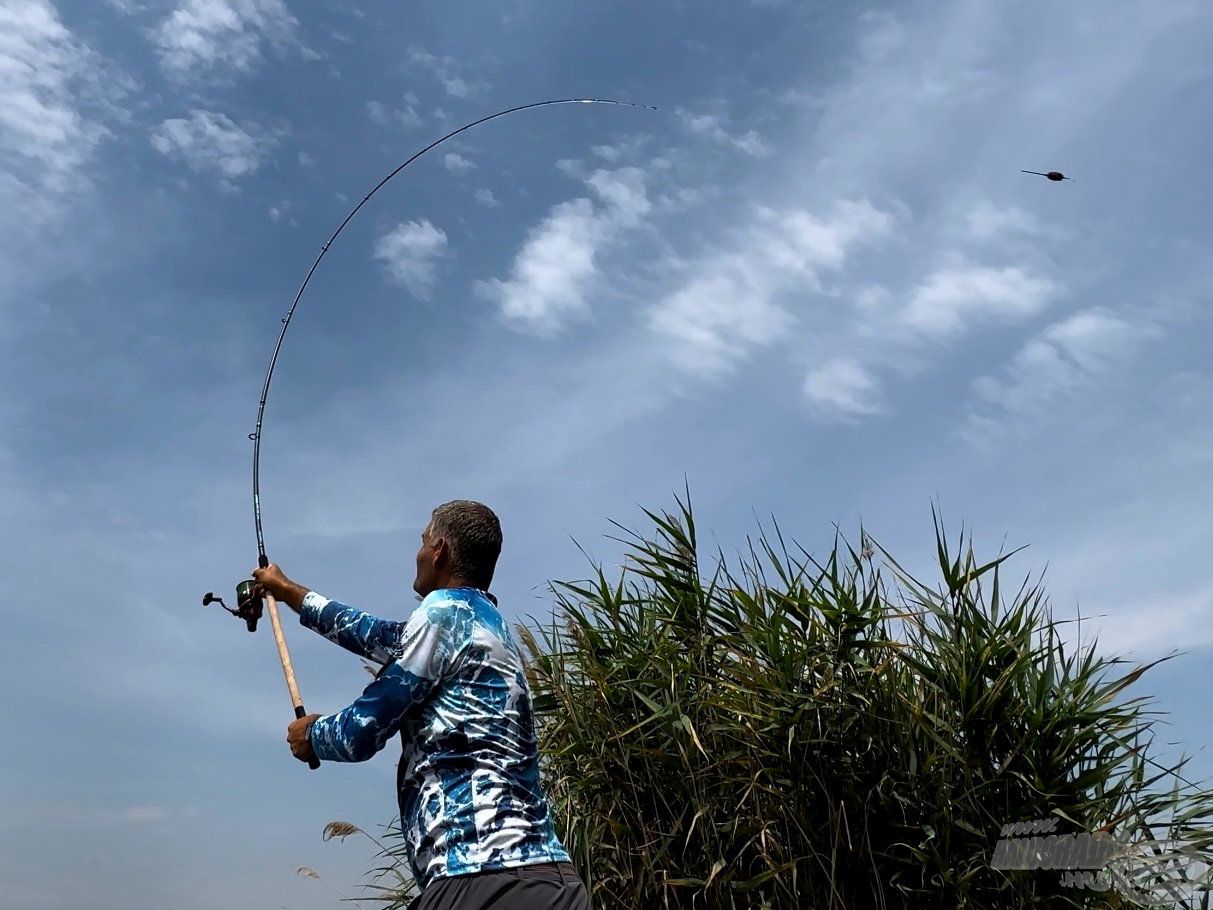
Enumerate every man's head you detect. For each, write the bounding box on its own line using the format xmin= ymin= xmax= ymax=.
xmin=413 ymin=500 xmax=503 ymax=597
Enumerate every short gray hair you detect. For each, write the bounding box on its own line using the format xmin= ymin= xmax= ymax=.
xmin=430 ymin=500 xmax=502 ymax=589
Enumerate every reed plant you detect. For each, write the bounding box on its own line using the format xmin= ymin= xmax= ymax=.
xmin=518 ymin=494 xmax=1213 ymax=909
xmin=349 ymin=493 xmax=1212 ymax=908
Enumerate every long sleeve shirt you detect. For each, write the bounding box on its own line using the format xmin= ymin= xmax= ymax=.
xmin=298 ymin=587 xmax=571 ymax=889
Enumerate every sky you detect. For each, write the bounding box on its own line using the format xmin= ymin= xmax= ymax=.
xmin=2 ymin=0 xmax=1212 ymax=907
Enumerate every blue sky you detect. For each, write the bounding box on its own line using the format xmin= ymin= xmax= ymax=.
xmin=2 ymin=0 xmax=1212 ymax=906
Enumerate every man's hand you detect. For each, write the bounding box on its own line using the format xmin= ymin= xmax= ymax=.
xmin=288 ymin=713 xmax=321 ymax=764
xmin=251 ymin=563 xmax=310 ymax=612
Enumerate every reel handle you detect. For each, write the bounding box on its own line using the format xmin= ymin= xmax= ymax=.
xmin=295 ymin=705 xmax=321 ymax=770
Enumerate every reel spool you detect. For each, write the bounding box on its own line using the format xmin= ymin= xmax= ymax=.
xmin=202 ymin=582 xmax=264 ymax=633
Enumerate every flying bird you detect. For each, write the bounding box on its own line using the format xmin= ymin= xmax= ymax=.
xmin=1021 ymin=170 xmax=1072 ymax=182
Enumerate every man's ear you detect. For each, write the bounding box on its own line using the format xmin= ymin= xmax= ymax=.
xmin=432 ymin=536 xmax=450 ymax=567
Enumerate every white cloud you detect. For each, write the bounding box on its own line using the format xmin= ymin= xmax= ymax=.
xmin=398 ymin=95 xmax=424 ymax=127
xmin=153 ymin=0 xmax=303 ymax=80
xmin=122 ymin=805 xmax=168 ymax=824
xmin=373 ymin=219 xmax=448 ymax=299
xmin=898 ymin=263 xmax=1056 ymax=337
xmin=765 ymin=203 xmax=894 ymax=271
xmin=443 ymin=152 xmax=474 ymax=175
xmin=649 ymin=271 xmax=794 ymax=375
xmin=367 ymin=92 xmax=422 ymax=128
xmin=964 ymin=307 xmax=1158 ymax=441
xmin=1085 ymin=587 xmax=1213 ymax=658
xmin=474 ymin=188 xmax=499 ymax=208
xmin=475 ymin=198 xmax=601 ymax=334
xmin=0 ymin=0 xmax=124 ymax=198
xmin=150 ymin=110 xmax=276 ymax=179
xmin=0 ymin=0 xmax=135 ymax=313
xmin=650 ymin=200 xmax=894 ymax=375
xmin=963 ymin=200 xmax=1043 ymax=242
xmin=408 ymin=46 xmax=489 ymax=98
xmin=585 ymin=168 xmax=651 ymax=223
xmin=475 ymin=167 xmax=651 ymax=335
xmin=676 ymin=107 xmax=769 ymax=157
xmin=588 ymin=134 xmax=652 ymax=164
xmin=804 ymin=358 xmax=884 ymax=419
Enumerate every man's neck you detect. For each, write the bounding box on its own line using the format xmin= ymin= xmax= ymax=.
xmin=424 ymin=578 xmax=478 ymax=595
xmin=425 ymin=581 xmax=495 ymax=605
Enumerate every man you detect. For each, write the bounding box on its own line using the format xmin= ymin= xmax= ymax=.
xmin=252 ymin=500 xmax=590 ymax=910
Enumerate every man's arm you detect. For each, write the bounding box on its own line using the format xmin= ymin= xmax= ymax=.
xmin=304 ymin=598 xmax=465 ymax=764
xmin=299 ymin=593 xmax=404 ymax=665
xmin=252 ymin=563 xmax=402 ymax=664
xmin=307 ymin=662 xmax=432 ymax=762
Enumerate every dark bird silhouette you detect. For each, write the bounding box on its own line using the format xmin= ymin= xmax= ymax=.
xmin=1021 ymin=170 xmax=1072 ymax=182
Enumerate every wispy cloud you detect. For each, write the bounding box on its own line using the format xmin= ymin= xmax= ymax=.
xmin=590 ymin=135 xmax=652 ymax=165
xmin=366 ymin=92 xmax=422 ymax=128
xmin=153 ymin=0 xmax=305 ymax=81
xmin=791 ymin=254 xmax=1061 ymax=425
xmin=676 ymin=107 xmax=769 ymax=157
xmin=267 ymin=201 xmax=294 ymax=224
xmin=649 ymin=200 xmax=895 ymax=375
xmin=0 ymin=0 xmax=126 ymax=199
xmin=475 ymin=167 xmax=651 ymax=335
xmin=804 ymin=358 xmax=884 ymax=420
xmin=964 ymin=307 xmax=1160 ymax=442
xmin=474 ymin=188 xmax=499 ymax=208
xmin=962 ymin=200 xmax=1046 ymax=243
xmin=407 ymin=46 xmax=489 ymax=98
xmin=122 ymin=805 xmax=170 ymax=824
xmin=372 ymin=219 xmax=449 ymax=299
xmin=150 ymin=109 xmax=277 ymax=179
xmin=897 ymin=263 xmax=1057 ymax=338
xmin=1085 ymin=587 xmax=1213 ymax=658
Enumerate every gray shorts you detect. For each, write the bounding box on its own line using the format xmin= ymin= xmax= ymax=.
xmin=409 ymin=862 xmax=591 ymax=910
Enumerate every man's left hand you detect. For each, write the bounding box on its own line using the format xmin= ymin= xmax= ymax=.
xmin=251 ymin=563 xmax=310 ymax=612
xmin=287 ymin=713 xmax=321 ymax=764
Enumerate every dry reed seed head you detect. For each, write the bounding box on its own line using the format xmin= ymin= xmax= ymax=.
xmin=322 ymin=820 xmax=363 ymax=841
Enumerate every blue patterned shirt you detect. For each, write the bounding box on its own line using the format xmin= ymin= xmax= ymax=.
xmin=299 ymin=587 xmax=571 ymax=888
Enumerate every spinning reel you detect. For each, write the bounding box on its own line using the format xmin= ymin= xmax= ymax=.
xmin=202 ymin=580 xmax=263 ymax=633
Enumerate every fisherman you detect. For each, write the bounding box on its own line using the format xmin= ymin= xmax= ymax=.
xmin=252 ymin=500 xmax=589 ymax=910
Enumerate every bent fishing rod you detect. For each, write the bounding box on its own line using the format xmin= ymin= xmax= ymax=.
xmin=202 ymin=98 xmax=657 ymax=769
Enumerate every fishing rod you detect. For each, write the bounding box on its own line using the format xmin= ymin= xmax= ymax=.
xmin=202 ymin=98 xmax=657 ymax=769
